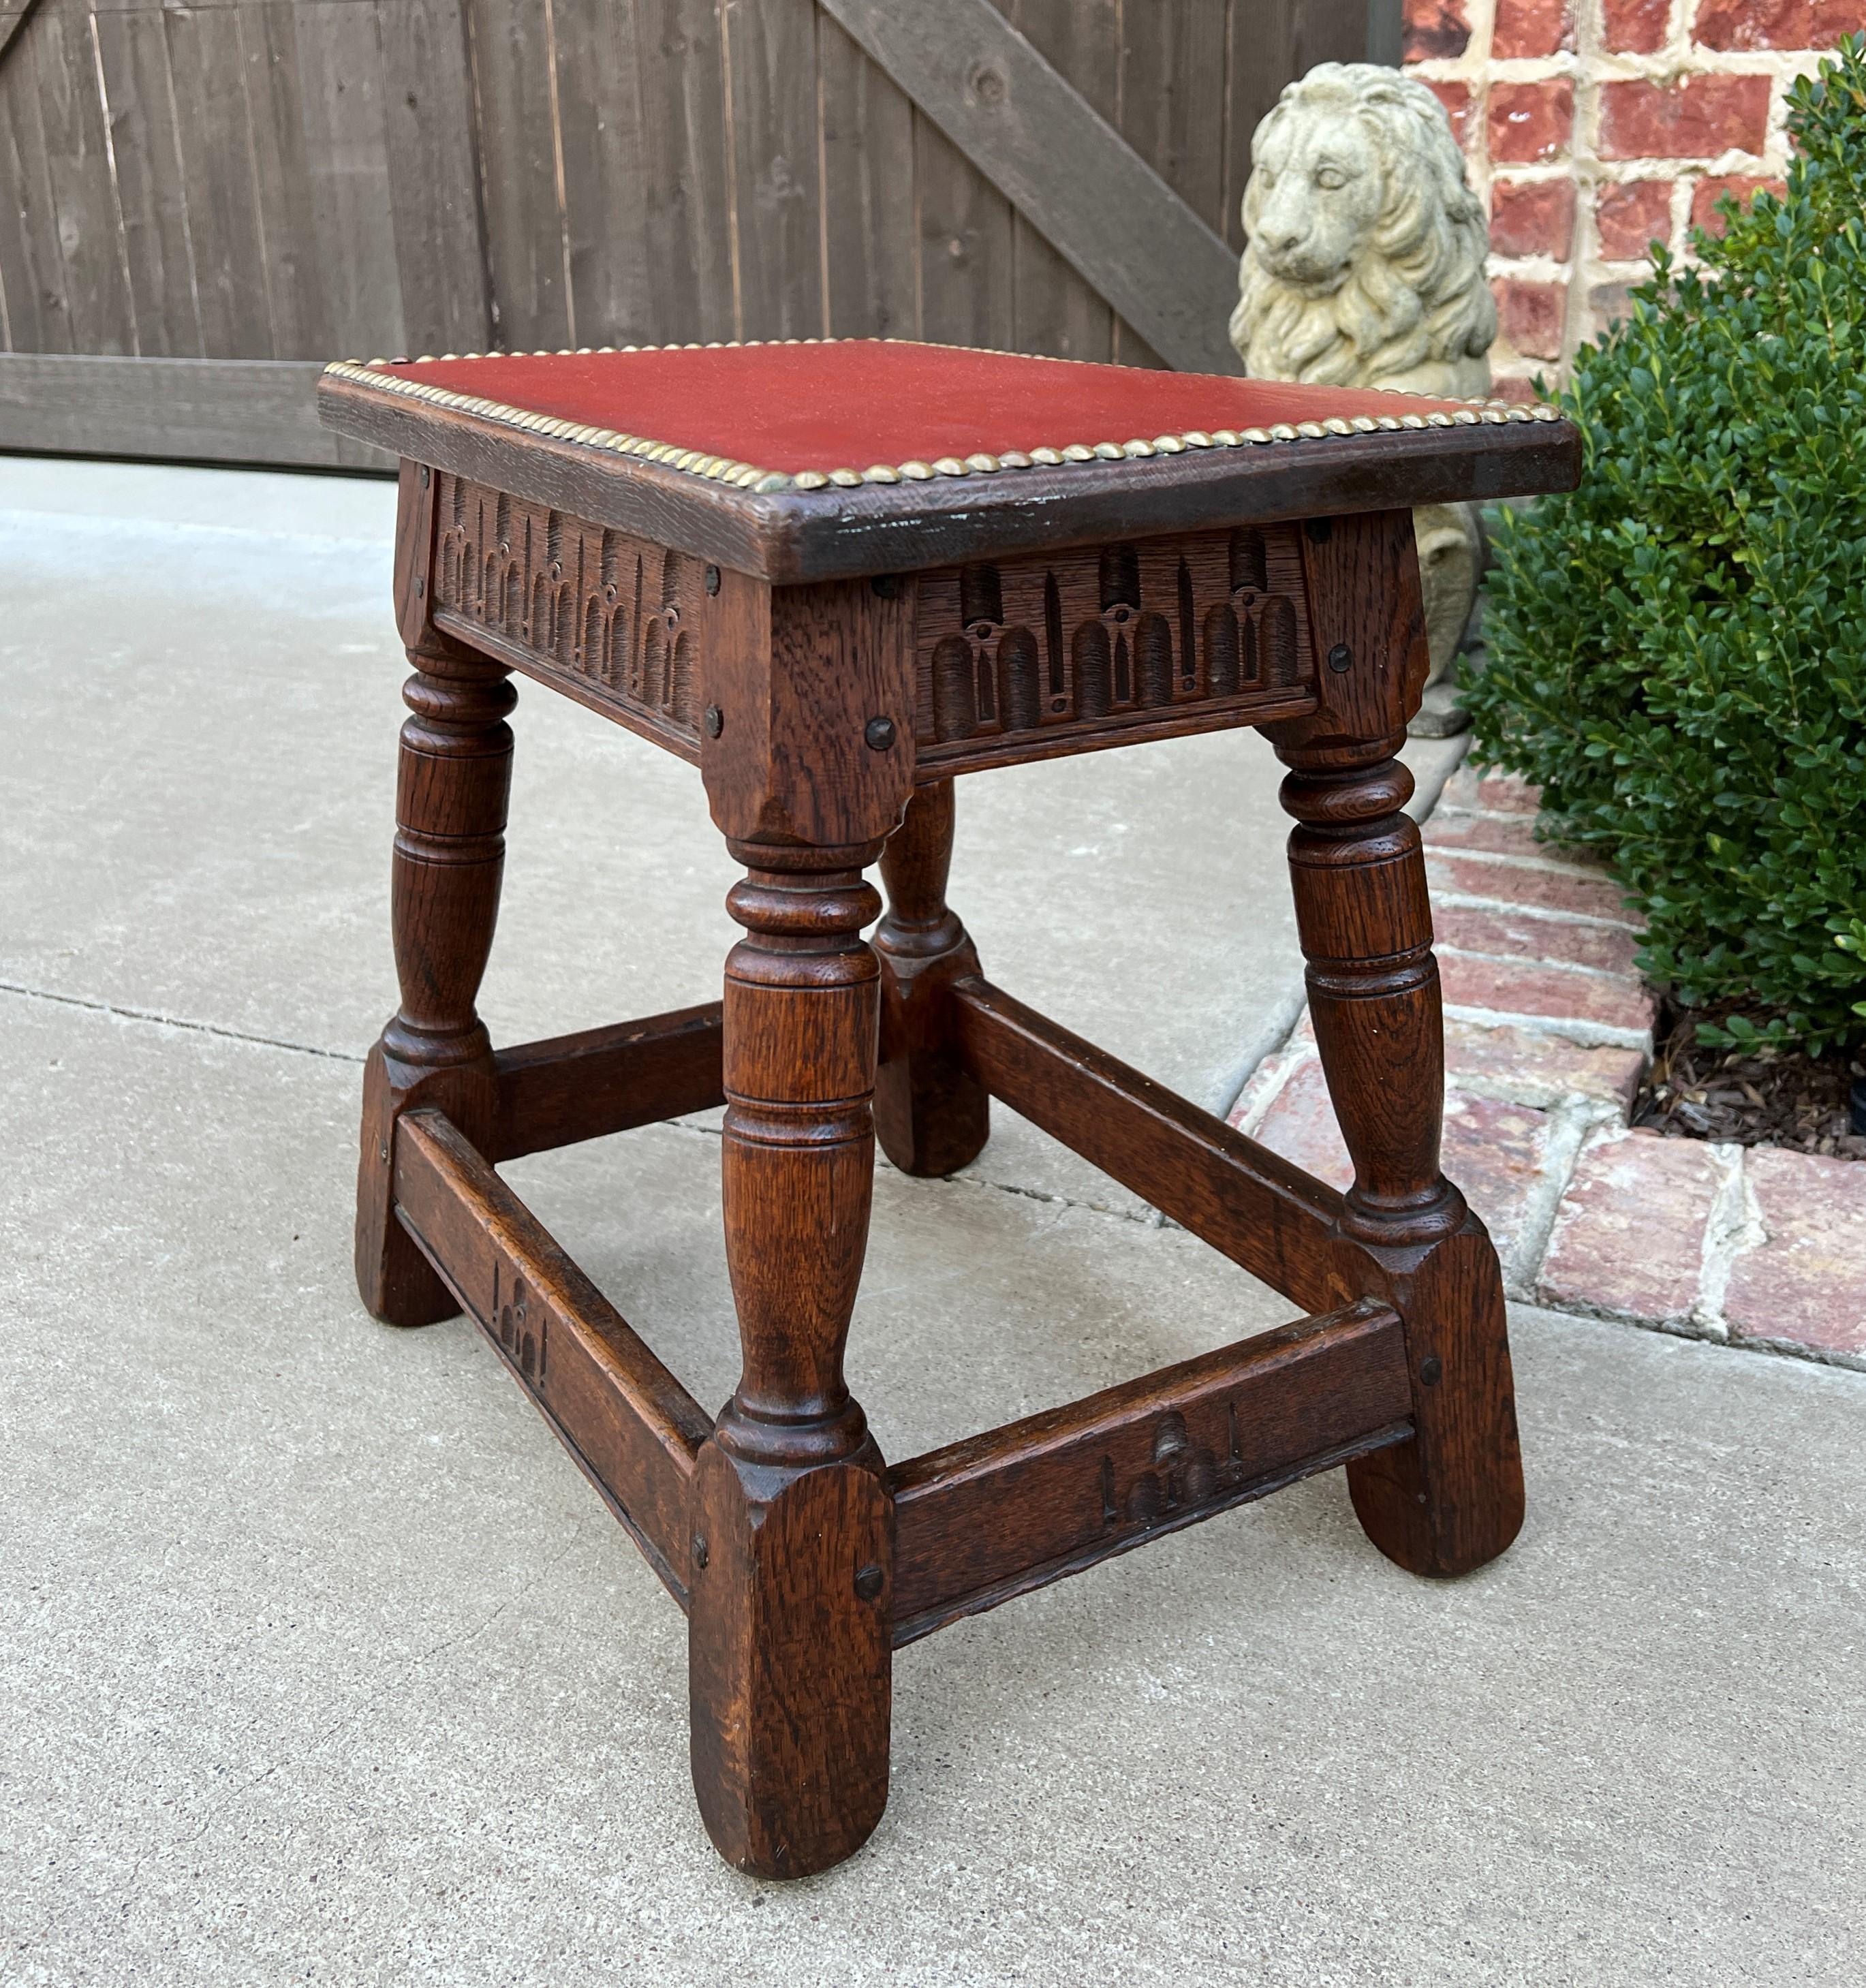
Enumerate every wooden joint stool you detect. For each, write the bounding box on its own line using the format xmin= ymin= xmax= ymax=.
xmin=320 ymin=340 xmax=1579 ymax=1878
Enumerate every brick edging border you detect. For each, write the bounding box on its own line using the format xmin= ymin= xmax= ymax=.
xmin=1230 ymin=758 xmax=1865 ymax=1372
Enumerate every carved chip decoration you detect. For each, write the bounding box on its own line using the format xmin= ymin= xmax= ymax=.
xmin=431 ymin=472 xmax=704 ymax=753
xmin=909 ymin=523 xmax=1318 ymax=770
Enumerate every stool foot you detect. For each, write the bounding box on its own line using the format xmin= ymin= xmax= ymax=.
xmin=356 ymin=1042 xmax=495 ymax=1325
xmin=689 ymin=1445 xmax=892 ymax=1876
xmin=875 ymin=779 xmax=991 ymax=1177
xmin=1346 ymin=1225 xmax=1523 ymax=1577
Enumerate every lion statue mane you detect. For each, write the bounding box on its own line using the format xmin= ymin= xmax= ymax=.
xmin=1229 ymin=63 xmax=1498 ymax=687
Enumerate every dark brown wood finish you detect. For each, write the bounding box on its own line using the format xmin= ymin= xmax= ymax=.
xmin=1270 ymin=509 xmax=1526 ymax=1577
xmin=873 ymin=779 xmax=991 ymax=1177
xmin=888 ymin=1301 xmax=1413 ymax=1643
xmin=317 ymin=371 xmax=1581 ymax=585
xmin=689 ymin=837 xmax=895 ymax=1878
xmin=490 ymin=1003 xmax=724 ymax=1164
xmin=332 ymin=350 xmax=1568 ymax=1878
xmin=357 ymin=462 xmax=514 ymax=1325
xmin=907 ymin=522 xmax=1319 ymax=775
xmin=426 ymin=469 xmax=743 ymax=760
xmin=393 ymin=1108 xmax=713 ymax=1600
xmin=950 ymin=977 xmax=1374 ymax=1314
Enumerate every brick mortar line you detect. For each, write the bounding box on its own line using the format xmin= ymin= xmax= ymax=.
xmin=1692 ymin=1141 xmax=1760 ymax=1339
xmin=1437 ymin=940 xmax=1642 ymax=985
xmin=1423 ymin=843 xmax=1628 ymax=884
xmin=1431 ymin=887 xmax=1643 ymax=933
xmin=1502 ymin=1097 xmax=1614 ymax=1297
xmin=1232 ymin=1040 xmax=1316 ymax=1140
xmin=1412 ymin=52 xmax=1829 ymax=84
xmin=1442 ymin=999 xmax=1651 ymax=1051
xmin=1406 ymin=0 xmax=1837 ymax=373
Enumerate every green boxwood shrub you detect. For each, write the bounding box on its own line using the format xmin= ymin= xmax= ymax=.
xmin=1464 ymin=35 xmax=1866 ymax=1053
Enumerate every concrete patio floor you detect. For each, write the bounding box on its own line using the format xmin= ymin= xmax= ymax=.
xmin=3 ymin=459 xmax=1862 ymax=1985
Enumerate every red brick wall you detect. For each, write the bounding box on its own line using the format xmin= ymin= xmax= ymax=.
xmin=1403 ymin=0 xmax=1832 ymax=392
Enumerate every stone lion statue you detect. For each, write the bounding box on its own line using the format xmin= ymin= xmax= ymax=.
xmin=1229 ymin=63 xmax=1497 ymax=691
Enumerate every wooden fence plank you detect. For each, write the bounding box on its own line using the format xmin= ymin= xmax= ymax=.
xmin=632 ymin=0 xmax=737 ymax=343
xmin=1117 ymin=0 xmax=1226 ymax=367
xmin=818 ymin=0 xmax=1240 ymax=373
xmin=238 ymin=0 xmax=328 ymax=360
xmin=92 ymin=9 xmax=201 ymax=356
xmin=914 ymin=112 xmax=1013 ymax=352
xmin=377 ymin=0 xmax=492 ymax=354
xmin=1367 ymin=0 xmax=1404 ymax=65
xmin=1220 ymin=0 xmax=1386 ymax=262
xmin=288 ymin=1 xmax=406 ymax=358
xmin=1122 ymin=0 xmax=1227 ymax=235
xmin=721 ymin=0 xmax=821 ymax=340
xmin=3 ymin=0 xmax=1391 ymax=463
xmin=547 ymin=0 xmax=652 ymax=347
xmin=1222 ymin=0 xmax=1291 ymax=260
xmin=0 ymin=351 xmax=394 ymax=466
xmin=1294 ymin=0 xmax=1379 ymax=75
xmin=0 ymin=0 xmax=42 ymax=69
xmin=815 ymin=10 xmax=914 ymax=341
xmin=467 ymin=0 xmax=572 ymax=350
xmin=1006 ymin=0 xmax=1113 ymax=364
xmin=0 ymin=19 xmax=67 ymax=352
xmin=33 ymin=3 xmax=136 ymax=353
xmin=165 ymin=2 xmax=277 ymax=355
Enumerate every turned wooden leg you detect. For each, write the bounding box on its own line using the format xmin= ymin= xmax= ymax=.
xmin=356 ymin=636 xmax=515 ymax=1325
xmin=688 ymin=840 xmax=893 ymax=1878
xmin=873 ymin=779 xmax=991 ymax=1177
xmin=1278 ymin=739 xmax=1524 ymax=1578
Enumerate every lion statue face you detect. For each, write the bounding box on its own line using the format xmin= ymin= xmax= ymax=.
xmin=1229 ymin=63 xmax=1496 ymax=401
xmin=1248 ymin=112 xmax=1388 ymax=293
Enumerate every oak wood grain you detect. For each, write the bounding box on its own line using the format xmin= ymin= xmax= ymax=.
xmin=689 ymin=841 xmax=895 ymax=1879
xmin=490 ymin=1002 xmax=725 ymax=1162
xmin=888 ymin=1301 xmax=1412 ymax=1642
xmin=356 ymin=593 xmax=513 ymax=1325
xmin=950 ymin=976 xmax=1378 ymax=1315
xmin=874 ymin=779 xmax=991 ymax=1177
xmin=394 ymin=1108 xmax=712 ymax=1601
xmin=1275 ymin=515 xmax=1525 ymax=1577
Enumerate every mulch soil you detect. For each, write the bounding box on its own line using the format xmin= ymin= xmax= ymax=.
xmin=1633 ymin=997 xmax=1866 ymax=1160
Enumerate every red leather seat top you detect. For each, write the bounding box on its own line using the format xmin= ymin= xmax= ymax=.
xmin=369 ymin=339 xmax=1476 ymax=477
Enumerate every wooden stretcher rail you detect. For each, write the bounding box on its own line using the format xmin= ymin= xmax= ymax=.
xmin=491 ymin=1001 xmax=725 ymax=1162
xmin=950 ymin=976 xmax=1375 ymax=1314
xmin=392 ymin=1109 xmax=713 ymax=1603
xmin=888 ymin=1300 xmax=1412 ymax=1644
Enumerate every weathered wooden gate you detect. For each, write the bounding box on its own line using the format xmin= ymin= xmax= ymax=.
xmin=0 ymin=0 xmax=1400 ymax=467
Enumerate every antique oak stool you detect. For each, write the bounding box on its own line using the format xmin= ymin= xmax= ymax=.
xmin=318 ymin=340 xmax=1579 ymax=1879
